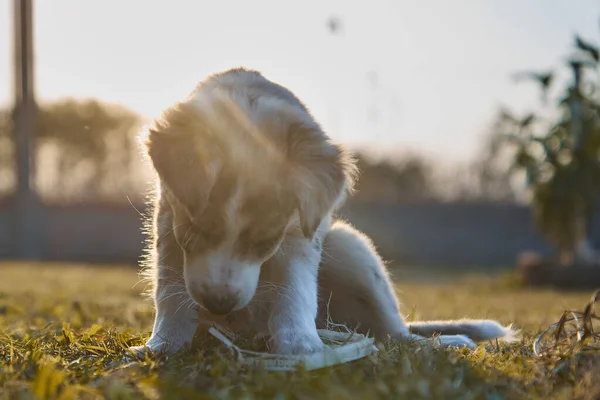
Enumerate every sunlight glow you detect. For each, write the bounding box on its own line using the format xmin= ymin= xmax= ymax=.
xmin=0 ymin=0 xmax=598 ymax=164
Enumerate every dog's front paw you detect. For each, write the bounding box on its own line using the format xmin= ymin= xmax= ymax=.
xmin=126 ymin=337 xmax=186 ymax=360
xmin=127 ymin=344 xmax=160 ymax=360
xmin=270 ymin=328 xmax=325 ymax=355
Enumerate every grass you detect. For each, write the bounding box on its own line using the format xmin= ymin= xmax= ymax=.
xmin=1 ymin=262 xmax=599 ymax=399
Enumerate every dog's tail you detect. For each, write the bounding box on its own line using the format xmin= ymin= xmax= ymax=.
xmin=407 ymin=319 xmax=519 ymax=343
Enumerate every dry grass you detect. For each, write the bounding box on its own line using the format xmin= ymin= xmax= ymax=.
xmin=1 ymin=262 xmax=599 ymax=399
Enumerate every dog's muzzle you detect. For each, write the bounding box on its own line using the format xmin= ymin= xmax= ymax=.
xmin=200 ymin=291 xmax=240 ymax=315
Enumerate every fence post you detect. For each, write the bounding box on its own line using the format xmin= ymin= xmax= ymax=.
xmin=12 ymin=0 xmax=41 ymax=259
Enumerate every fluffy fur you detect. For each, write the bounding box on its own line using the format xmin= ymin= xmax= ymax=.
xmin=130 ymin=67 xmax=518 ymax=357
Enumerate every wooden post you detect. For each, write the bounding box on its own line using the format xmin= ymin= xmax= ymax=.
xmin=13 ymin=0 xmax=40 ymax=259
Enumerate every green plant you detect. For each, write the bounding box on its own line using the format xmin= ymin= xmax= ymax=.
xmin=497 ymin=31 xmax=600 ymax=265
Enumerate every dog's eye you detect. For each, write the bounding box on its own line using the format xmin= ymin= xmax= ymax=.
xmin=254 ymin=236 xmax=278 ymax=251
xmin=176 ymin=222 xmax=210 ymax=251
xmin=237 ymin=227 xmax=285 ymax=259
xmin=253 ymin=230 xmax=286 ymax=256
xmin=188 ymin=222 xmax=205 ymax=236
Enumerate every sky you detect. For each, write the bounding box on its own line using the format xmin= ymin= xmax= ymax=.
xmin=0 ymin=0 xmax=599 ymax=166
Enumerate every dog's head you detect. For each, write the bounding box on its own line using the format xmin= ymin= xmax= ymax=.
xmin=143 ymin=85 xmax=355 ymax=315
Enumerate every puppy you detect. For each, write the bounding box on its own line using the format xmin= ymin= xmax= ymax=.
xmin=130 ymin=68 xmax=516 ymax=357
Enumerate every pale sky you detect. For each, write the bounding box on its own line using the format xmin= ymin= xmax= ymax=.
xmin=1 ymin=0 xmax=598 ymax=165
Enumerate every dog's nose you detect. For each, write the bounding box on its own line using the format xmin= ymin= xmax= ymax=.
xmin=201 ymin=293 xmax=239 ymax=315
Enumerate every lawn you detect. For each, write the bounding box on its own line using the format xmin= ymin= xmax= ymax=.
xmin=0 ymin=262 xmax=599 ymax=399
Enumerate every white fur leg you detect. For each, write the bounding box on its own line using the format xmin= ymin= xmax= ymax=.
xmin=264 ymin=235 xmax=324 ymax=354
xmin=128 ymin=279 xmax=198 ymax=359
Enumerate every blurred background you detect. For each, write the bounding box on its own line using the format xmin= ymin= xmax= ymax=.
xmin=2 ymin=0 xmax=600 ymax=276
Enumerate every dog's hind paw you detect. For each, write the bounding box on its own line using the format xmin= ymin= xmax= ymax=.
xmin=437 ymin=334 xmax=477 ymax=349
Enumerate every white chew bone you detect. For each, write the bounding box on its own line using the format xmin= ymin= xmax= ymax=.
xmin=208 ymin=326 xmax=379 ymax=372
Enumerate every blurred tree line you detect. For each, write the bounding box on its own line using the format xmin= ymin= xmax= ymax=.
xmin=0 ymin=97 xmax=519 ymax=205
xmin=352 ymin=146 xmax=517 ymax=203
xmin=0 ymin=99 xmax=151 ymax=203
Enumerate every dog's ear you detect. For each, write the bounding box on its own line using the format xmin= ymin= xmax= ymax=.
xmin=286 ymin=121 xmax=356 ymax=240
xmin=144 ymin=103 xmax=219 ymax=219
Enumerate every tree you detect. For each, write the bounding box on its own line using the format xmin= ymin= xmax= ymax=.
xmin=0 ymin=98 xmax=149 ymax=202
